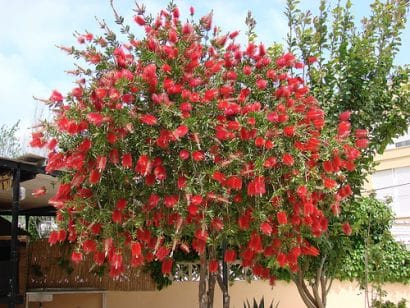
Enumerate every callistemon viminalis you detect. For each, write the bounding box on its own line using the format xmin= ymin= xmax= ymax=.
xmin=31 ymin=3 xmax=366 ymax=280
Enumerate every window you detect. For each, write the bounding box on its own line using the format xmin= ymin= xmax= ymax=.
xmin=372 ymin=167 xmax=410 ymax=217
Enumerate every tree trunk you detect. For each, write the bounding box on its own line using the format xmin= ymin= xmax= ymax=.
xmin=199 ymin=252 xmax=209 ymax=308
xmin=217 ymin=273 xmax=230 ymax=308
xmin=292 ymin=256 xmax=331 ymax=308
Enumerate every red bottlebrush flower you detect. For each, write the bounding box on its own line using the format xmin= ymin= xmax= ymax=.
xmin=168 ymin=29 xmax=178 ymax=43
xmin=87 ymin=112 xmax=105 ymax=126
xmin=209 ymin=259 xmax=219 ymax=273
xmin=164 ymin=195 xmax=178 ymax=208
xmin=249 ymin=233 xmax=263 ymax=253
xmin=47 ymin=138 xmax=58 ymax=150
xmin=71 ymin=251 xmax=83 ymax=264
xmin=89 ymin=170 xmax=101 ymax=184
xmin=192 ymin=151 xmax=205 ymax=161
xmin=32 ymin=186 xmax=46 ymax=198
xmin=177 ymin=176 xmax=187 ymax=189
xmin=260 ymin=222 xmax=273 ymax=236
xmin=277 ymin=211 xmax=287 ymax=225
xmin=111 ymin=251 xmax=123 ymax=269
xmin=91 ymin=223 xmax=102 ymax=235
xmin=339 ymin=111 xmax=351 ymax=121
xmin=187 ymin=203 xmax=199 ymax=215
xmin=267 ymin=112 xmax=279 ymax=122
xmin=116 ymin=198 xmax=127 ymax=210
xmin=154 ymin=165 xmax=167 ymax=181
xmin=277 ymin=253 xmax=287 ymax=267
xmin=134 ymin=15 xmax=146 ymax=26
xmin=200 ymin=11 xmax=213 ymax=30
xmin=191 ymin=195 xmax=203 ymax=205
xmin=173 ymin=125 xmax=189 ymax=139
xmin=179 ymin=149 xmax=190 ymax=160
xmin=112 ymin=209 xmax=123 ymax=224
xmin=30 ymin=132 xmax=46 ymax=148
xmin=161 ymin=258 xmax=173 ymax=275
xmin=254 ymin=137 xmax=265 ymax=147
xmin=131 ymin=242 xmax=142 ymax=257
xmin=106 ymin=132 xmax=117 ymax=144
xmin=213 ymin=171 xmax=226 ymax=183
xmin=49 ymin=90 xmax=63 ymax=102
xmin=247 ymin=176 xmax=266 ymax=196
xmin=156 ymin=246 xmax=170 ymax=261
xmin=283 ymin=125 xmax=295 ymax=137
xmin=263 ymin=157 xmax=277 ymax=169
xmin=110 ymin=148 xmax=119 ymax=164
xmin=354 ymin=129 xmax=368 ymax=139
xmin=224 ymin=176 xmax=242 ymax=190
xmin=256 ymin=79 xmax=268 ymax=90
xmin=57 ymin=229 xmax=67 ymax=242
xmin=95 ymin=87 xmax=107 ymax=99
xmin=83 ymin=239 xmax=97 ymax=254
xmin=243 ymin=65 xmax=252 ymax=75
xmin=307 ymin=56 xmax=317 ymax=64
xmin=282 ymin=153 xmax=294 ymax=166
xmin=97 ymin=156 xmax=107 ymax=170
xmin=355 ymin=138 xmax=369 ymax=149
xmin=48 ymin=231 xmax=58 ymax=245
xmin=338 ymin=121 xmax=351 ymax=138
xmin=211 ymin=218 xmax=224 ymax=231
xmin=94 ymin=251 xmax=105 ymax=265
xmin=224 ymin=249 xmax=236 ymax=263
xmin=342 ymin=222 xmax=352 ymax=235
xmin=147 ymin=194 xmax=160 ymax=209
xmin=302 ymin=245 xmax=320 ymax=257
xmin=323 ymin=177 xmax=337 ymax=189
xmin=297 ymin=185 xmax=308 ymax=198
xmin=122 ymin=153 xmax=133 ymax=168
xmin=135 ymin=155 xmax=151 ymax=176
xmin=195 ymin=229 xmax=209 ymax=242
xmin=140 ymin=114 xmax=158 ymax=125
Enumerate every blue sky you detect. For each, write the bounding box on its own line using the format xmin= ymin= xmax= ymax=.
xmin=0 ymin=0 xmax=408 ymax=147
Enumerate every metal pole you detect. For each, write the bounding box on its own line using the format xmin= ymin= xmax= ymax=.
xmin=9 ymin=166 xmax=20 ymax=308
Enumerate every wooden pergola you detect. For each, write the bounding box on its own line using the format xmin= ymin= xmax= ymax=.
xmin=0 ymin=155 xmax=57 ymax=308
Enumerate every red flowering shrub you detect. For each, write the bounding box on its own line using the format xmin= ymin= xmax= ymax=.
xmin=32 ymin=4 xmax=366 ymax=282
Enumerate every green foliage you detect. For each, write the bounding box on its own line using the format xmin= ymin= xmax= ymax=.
xmin=286 ymin=0 xmax=410 ymax=191
xmin=337 ymin=197 xmax=410 ymax=284
xmin=145 ymin=249 xmax=199 ymax=290
xmin=281 ymin=1 xmax=410 ymax=306
xmin=372 ymin=298 xmax=407 ymax=308
xmin=0 ymin=121 xmax=22 ymax=158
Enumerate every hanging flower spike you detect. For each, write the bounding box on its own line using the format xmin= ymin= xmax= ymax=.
xmin=209 ymin=259 xmax=219 ymax=273
xmin=247 ymin=176 xmax=266 ymax=196
xmin=161 ymin=258 xmax=173 ymax=275
xmin=342 ymin=222 xmax=352 ymax=236
xmin=224 ymin=249 xmax=236 ymax=263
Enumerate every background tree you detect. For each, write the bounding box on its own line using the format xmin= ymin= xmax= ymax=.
xmin=338 ymin=197 xmax=410 ymax=307
xmin=0 ymin=121 xmax=22 ymax=158
xmin=282 ymin=0 xmax=410 ymax=307
xmin=32 ymin=3 xmax=364 ymax=308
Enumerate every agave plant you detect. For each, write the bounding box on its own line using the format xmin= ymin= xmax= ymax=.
xmin=243 ymin=296 xmax=279 ymax=308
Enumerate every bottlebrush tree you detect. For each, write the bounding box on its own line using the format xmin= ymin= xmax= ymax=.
xmin=31 ymin=3 xmax=366 ymax=308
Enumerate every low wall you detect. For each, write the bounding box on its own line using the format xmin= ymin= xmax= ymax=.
xmin=26 ymin=280 xmax=409 ymax=308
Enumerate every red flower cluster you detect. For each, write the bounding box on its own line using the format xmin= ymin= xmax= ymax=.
xmin=32 ymin=4 xmax=366 ymax=281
